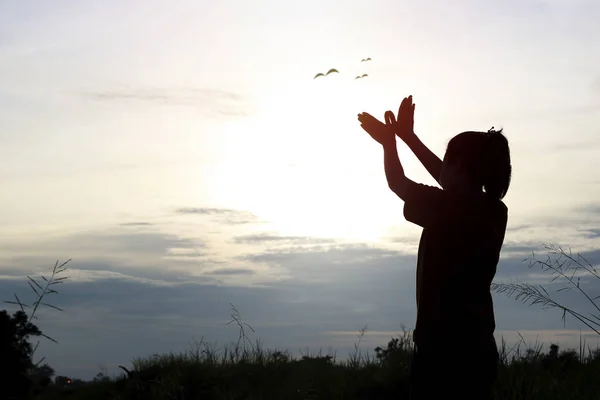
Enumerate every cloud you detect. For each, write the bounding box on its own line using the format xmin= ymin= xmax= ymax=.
xmin=208 ymin=268 xmax=255 ymax=276
xmin=233 ymin=233 xmax=335 ymax=245
xmin=582 ymin=228 xmax=600 ymax=239
xmin=0 ymin=257 xmax=208 ymax=285
xmin=176 ymin=207 xmax=238 ymax=215
xmin=82 ymin=87 xmax=241 ymax=104
xmin=0 ymin=227 xmax=213 ymax=284
xmin=64 ymin=231 xmax=203 ymax=256
xmin=575 ymin=203 xmax=600 ymax=216
xmin=119 ymin=222 xmax=154 ymax=227
xmin=45 ymin=267 xmax=204 ymax=286
xmin=176 ymin=207 xmax=263 ymax=225
xmin=506 ymin=223 xmax=535 ymax=232
xmin=239 ymin=243 xmax=406 ymax=282
xmin=80 ymin=86 xmax=245 ymax=116
xmin=3 ymin=230 xmax=203 ymax=260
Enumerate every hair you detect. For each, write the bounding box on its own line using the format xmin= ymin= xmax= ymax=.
xmin=444 ymin=127 xmax=512 ymax=200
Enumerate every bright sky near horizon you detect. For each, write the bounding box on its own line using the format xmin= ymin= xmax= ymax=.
xmin=2 ymin=0 xmax=600 ymax=379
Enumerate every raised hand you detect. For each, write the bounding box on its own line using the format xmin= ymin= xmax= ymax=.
xmin=358 ymin=111 xmax=395 ymax=146
xmin=392 ymin=95 xmax=416 ymax=142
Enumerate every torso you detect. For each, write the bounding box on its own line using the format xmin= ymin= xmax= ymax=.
xmin=413 ymin=194 xmax=508 ymax=345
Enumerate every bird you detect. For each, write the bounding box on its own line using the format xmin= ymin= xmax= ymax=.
xmin=360 ymin=58 xmax=372 ymax=62
xmin=313 ymin=68 xmax=339 ymax=79
xmin=355 ymin=74 xmax=368 ymax=79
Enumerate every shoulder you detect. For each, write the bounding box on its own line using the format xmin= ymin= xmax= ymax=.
xmin=403 ymin=182 xmax=466 ymax=229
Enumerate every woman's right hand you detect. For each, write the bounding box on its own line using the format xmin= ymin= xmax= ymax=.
xmin=391 ymin=95 xmax=416 ymax=142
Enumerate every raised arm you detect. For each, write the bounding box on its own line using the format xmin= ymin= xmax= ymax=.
xmin=382 ymin=136 xmax=411 ymax=199
xmin=403 ymin=133 xmax=443 ymax=186
xmin=357 ymin=111 xmax=413 ymax=200
xmin=392 ymin=96 xmax=443 ymax=185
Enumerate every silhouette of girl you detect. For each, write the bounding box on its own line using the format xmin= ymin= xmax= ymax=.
xmin=358 ymin=96 xmax=511 ymax=400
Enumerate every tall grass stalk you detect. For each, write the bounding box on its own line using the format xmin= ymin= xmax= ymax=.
xmin=3 ymin=259 xmax=70 ymax=366
xmin=492 ymin=243 xmax=600 ymax=335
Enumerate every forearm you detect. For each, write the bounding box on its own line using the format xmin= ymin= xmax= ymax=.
xmin=404 ymin=133 xmax=443 ymax=184
xmin=383 ymin=139 xmax=407 ymax=196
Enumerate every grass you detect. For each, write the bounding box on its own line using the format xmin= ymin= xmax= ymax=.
xmin=32 ymin=311 xmax=600 ymax=400
xmin=492 ymin=243 xmax=600 ymax=336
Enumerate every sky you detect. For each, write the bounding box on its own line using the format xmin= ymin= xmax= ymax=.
xmin=1 ymin=0 xmax=600 ymax=380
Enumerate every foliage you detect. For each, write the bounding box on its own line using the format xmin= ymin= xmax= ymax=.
xmin=1 ymin=259 xmax=70 ymax=399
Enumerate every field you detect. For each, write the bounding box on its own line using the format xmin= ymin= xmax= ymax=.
xmin=32 ymin=327 xmax=600 ymax=400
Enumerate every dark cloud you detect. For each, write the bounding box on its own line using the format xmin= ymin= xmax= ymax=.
xmin=176 ymin=207 xmax=262 ymax=225
xmin=502 ymin=244 xmax=539 ymax=254
xmin=208 ymin=268 xmax=255 ymax=276
xmin=496 ymin=243 xmax=600 ymax=276
xmin=501 ymin=241 xmax=547 ymax=256
xmin=582 ymin=228 xmax=600 ymax=239
xmin=575 ymin=203 xmax=600 ymax=216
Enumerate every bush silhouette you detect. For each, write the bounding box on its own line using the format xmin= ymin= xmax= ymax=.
xmin=0 ymin=309 xmax=43 ymax=399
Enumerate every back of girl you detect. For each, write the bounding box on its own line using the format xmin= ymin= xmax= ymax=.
xmin=357 ymin=95 xmax=512 ymax=400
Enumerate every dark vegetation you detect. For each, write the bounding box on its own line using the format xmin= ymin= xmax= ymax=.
xmin=3 ymin=245 xmax=600 ymax=399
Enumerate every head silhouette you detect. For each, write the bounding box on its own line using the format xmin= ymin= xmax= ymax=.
xmin=439 ymin=127 xmax=511 ymax=200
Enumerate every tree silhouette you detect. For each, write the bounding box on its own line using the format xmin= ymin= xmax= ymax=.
xmin=29 ymin=363 xmax=55 ymax=388
xmin=0 ymin=309 xmax=44 ymax=399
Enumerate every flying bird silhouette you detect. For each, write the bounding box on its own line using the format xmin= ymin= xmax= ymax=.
xmin=360 ymin=58 xmax=372 ymax=62
xmin=313 ymin=68 xmax=339 ymax=79
xmin=355 ymin=74 xmax=368 ymax=79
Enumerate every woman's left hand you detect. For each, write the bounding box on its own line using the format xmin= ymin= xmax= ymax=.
xmin=358 ymin=112 xmax=395 ymax=147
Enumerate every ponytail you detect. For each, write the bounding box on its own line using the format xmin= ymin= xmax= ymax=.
xmin=483 ymin=127 xmax=511 ymax=200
